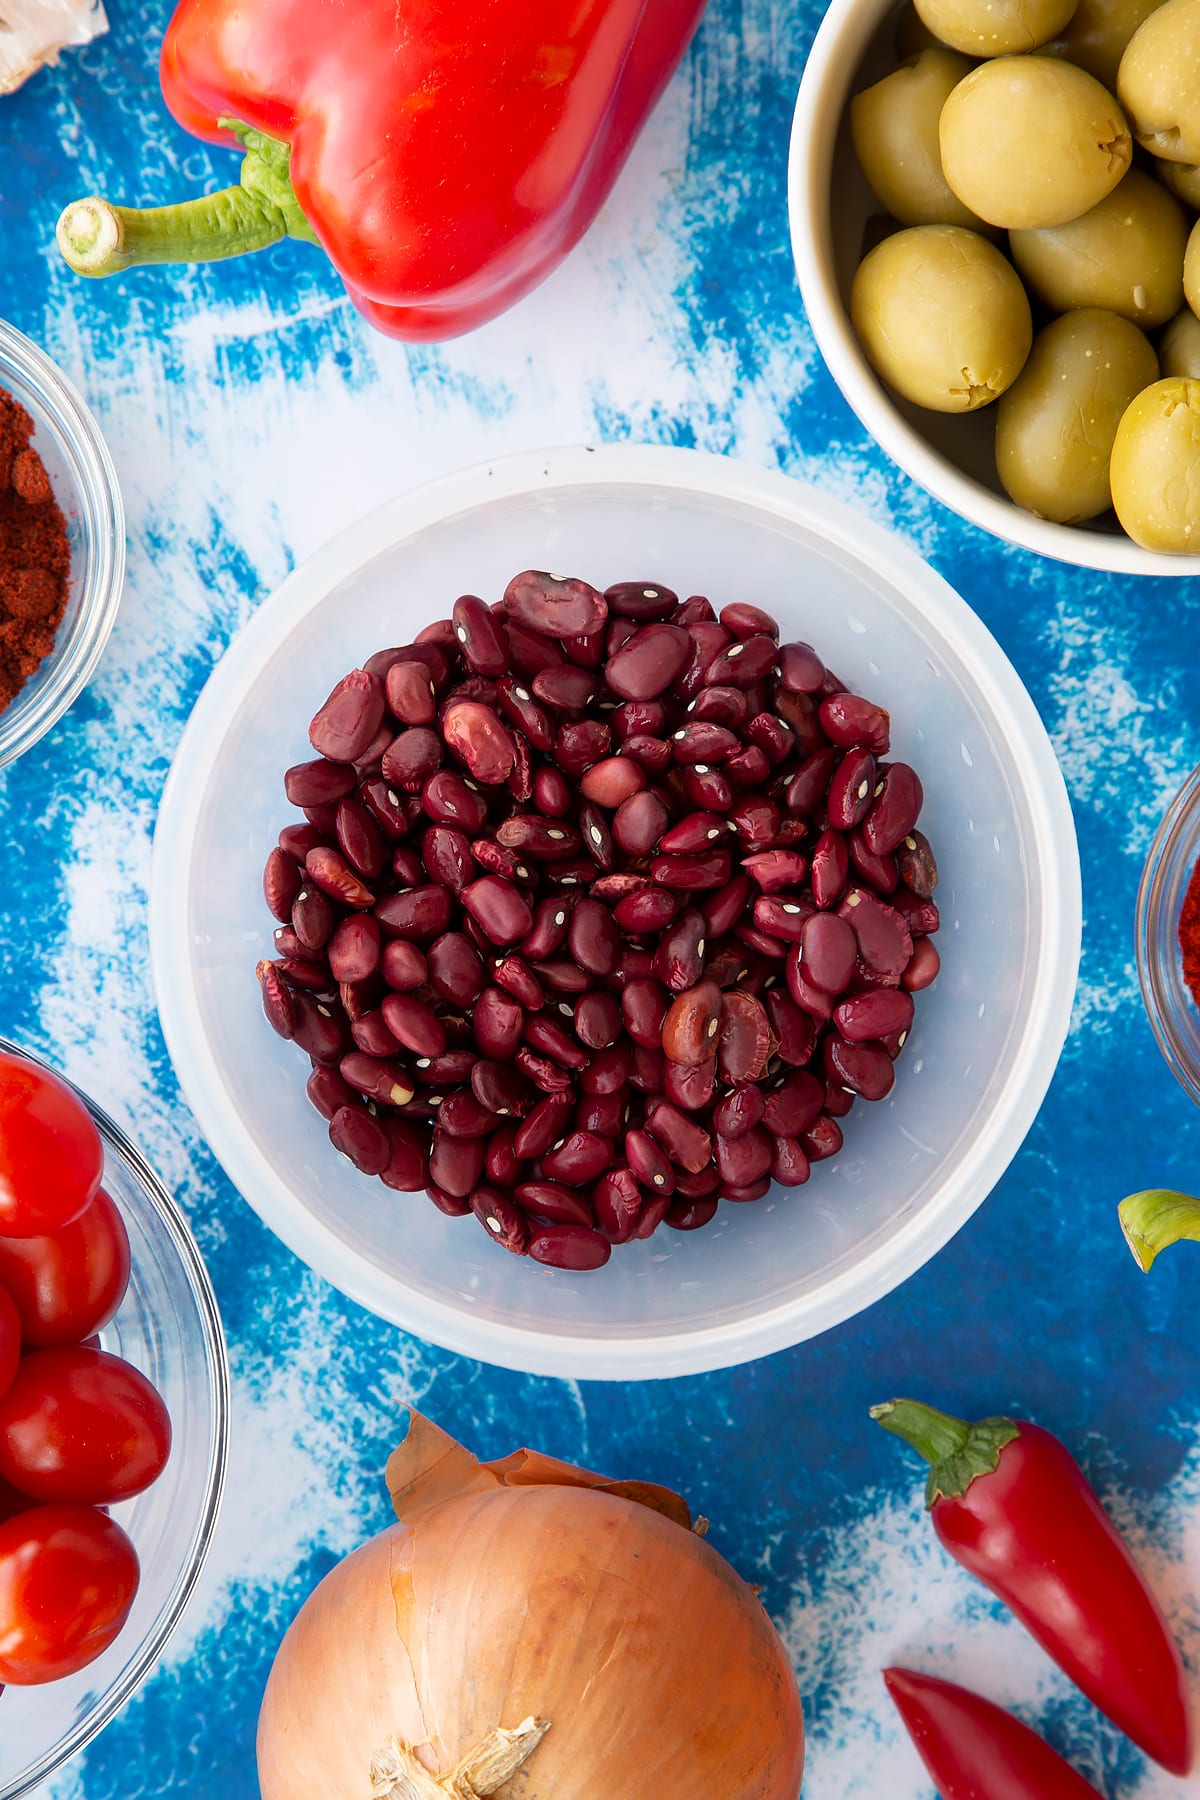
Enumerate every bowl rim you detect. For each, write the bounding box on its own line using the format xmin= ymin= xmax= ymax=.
xmin=0 ymin=317 xmax=127 ymax=771
xmin=0 ymin=1036 xmax=230 ymax=1800
xmin=1136 ymin=763 xmax=1200 ymax=1108
xmin=149 ymin=441 xmax=1082 ymax=1379
xmin=785 ymin=0 xmax=1200 ymax=578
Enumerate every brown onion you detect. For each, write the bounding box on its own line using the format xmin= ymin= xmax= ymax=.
xmin=257 ymin=1412 xmax=805 ymax=1800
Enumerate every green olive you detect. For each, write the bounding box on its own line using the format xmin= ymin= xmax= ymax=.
xmin=895 ymin=1 xmax=950 ymax=55
xmin=851 ymin=51 xmax=987 ymax=229
xmin=912 ymin=0 xmax=1078 ymax=54
xmin=1040 ymin=0 xmax=1163 ymax=87
xmin=1160 ymin=308 xmax=1200 ymax=376
xmin=1009 ymin=168 xmax=1187 ymax=326
xmin=1185 ymin=218 xmax=1200 ymax=317
xmin=1156 ymin=158 xmax=1200 ymax=206
xmin=940 ymin=57 xmax=1132 ymax=228
xmin=1118 ymin=0 xmax=1200 ymax=164
xmin=995 ymin=308 xmax=1159 ymax=519
xmin=850 ymin=224 xmax=1033 ymax=411
xmin=1109 ymin=376 xmax=1200 ymax=549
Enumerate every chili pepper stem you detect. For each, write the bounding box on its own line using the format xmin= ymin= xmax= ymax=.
xmin=871 ymin=1397 xmax=1019 ymax=1505
xmin=56 ymin=121 xmax=319 ymax=278
xmin=1118 ymin=1188 xmax=1200 ymax=1272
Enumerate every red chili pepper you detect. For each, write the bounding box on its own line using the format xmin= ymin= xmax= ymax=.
xmin=874 ymin=1398 xmax=1193 ymax=1776
xmin=55 ymin=0 xmax=706 ymax=341
xmin=885 ymin=1667 xmax=1104 ymax=1800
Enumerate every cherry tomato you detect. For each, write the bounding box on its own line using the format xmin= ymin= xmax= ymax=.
xmin=0 ymin=1188 xmax=131 ymax=1348
xmin=0 ymin=1348 xmax=171 ymax=1505
xmin=0 ymin=1503 xmax=139 ymax=1683
xmin=0 ymin=1289 xmax=17 ymax=1402
xmin=0 ymin=1054 xmax=103 ymax=1238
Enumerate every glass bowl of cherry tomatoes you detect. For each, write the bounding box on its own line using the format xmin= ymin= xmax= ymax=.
xmin=0 ymin=1039 xmax=229 ymax=1799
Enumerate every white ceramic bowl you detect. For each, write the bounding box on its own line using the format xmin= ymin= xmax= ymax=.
xmin=149 ymin=443 xmax=1081 ymax=1380
xmin=787 ymin=0 xmax=1200 ymax=576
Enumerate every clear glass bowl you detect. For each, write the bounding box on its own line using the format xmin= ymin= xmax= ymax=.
xmin=0 ymin=1038 xmax=229 ymax=1800
xmin=1137 ymin=765 xmax=1200 ymax=1107
xmin=0 ymin=319 xmax=125 ymax=768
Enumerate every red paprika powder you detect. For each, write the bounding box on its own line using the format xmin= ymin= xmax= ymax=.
xmin=0 ymin=388 xmax=70 ymax=714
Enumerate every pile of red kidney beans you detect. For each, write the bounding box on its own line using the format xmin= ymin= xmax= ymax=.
xmin=257 ymin=570 xmax=940 ymax=1271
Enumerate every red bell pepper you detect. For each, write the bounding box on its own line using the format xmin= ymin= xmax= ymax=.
xmin=55 ymin=0 xmax=706 ymax=341
xmin=885 ymin=1667 xmax=1105 ymax=1800
xmin=873 ymin=1397 xmax=1193 ymax=1776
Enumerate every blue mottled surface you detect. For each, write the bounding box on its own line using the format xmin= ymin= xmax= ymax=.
xmin=3 ymin=2 xmax=1200 ymax=1794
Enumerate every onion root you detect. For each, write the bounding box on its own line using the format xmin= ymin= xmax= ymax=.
xmin=369 ymin=1717 xmax=551 ymax=1799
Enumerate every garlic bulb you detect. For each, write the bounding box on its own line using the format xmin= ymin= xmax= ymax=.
xmin=0 ymin=0 xmax=107 ymax=96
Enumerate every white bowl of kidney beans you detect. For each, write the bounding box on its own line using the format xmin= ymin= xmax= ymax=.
xmin=150 ymin=444 xmax=1081 ymax=1379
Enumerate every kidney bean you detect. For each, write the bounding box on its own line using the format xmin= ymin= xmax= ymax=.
xmin=375 ymin=885 xmax=452 ymax=940
xmin=610 ymin=789 xmax=668 ymax=859
xmin=351 ymin=1004 xmax=404 ymax=1057
xmin=309 ymin=668 xmax=387 ymax=763
xmin=404 ymin=627 xmax=455 ymax=668
xmin=375 ymin=992 xmax=443 ymax=1060
xmin=334 ymin=797 xmax=386 ymax=881
xmin=835 ymin=989 xmax=914 ymax=1043
xmin=771 ymin=1137 xmax=811 ymax=1187
xmin=258 ymin=962 xmax=297 ymax=1039
xmin=705 ymin=944 xmax=752 ymax=989
xmin=306 ymin=1064 xmax=358 ymax=1121
xmin=577 ymin=755 xmax=644 ymax=811
xmin=542 ymin=856 xmax=596 ymax=890
xmin=422 ymin=770 xmax=490 ymax=832
xmin=649 ymin=909 xmax=704 ymax=993
xmin=619 ymin=735 xmax=673 ymax=779
xmin=555 ymin=718 xmax=611 ymax=777
xmin=430 ymin=1089 xmax=495 ymax=1139
xmin=639 ymin=1098 xmax=711 ymax=1173
xmin=514 ymin=1047 xmax=574 ymax=1094
xmin=785 ymin=952 xmax=834 ymax=1021
xmin=528 ymin=1222 xmax=612 ymax=1270
xmin=765 ymin=989 xmax=816 ymax=1067
xmin=704 ymin=633 xmax=778 ymax=689
xmin=429 ymin=1131 xmax=486 ymax=1198
xmin=663 ymin=1052 xmax=717 ymax=1110
xmin=292 ymin=883 xmax=335 ymax=954
xmin=699 ymin=874 xmax=751 ymax=940
xmin=303 ymin=800 xmax=341 ymax=831
xmin=609 ymin=888 xmax=674 ymax=936
xmin=862 ymin=763 xmax=923 ymax=857
xmin=303 ymin=847 xmax=374 ymax=911
xmin=628 ymin=1190 xmax=671 ymax=1239
xmin=464 ymin=1061 xmax=529 ymax=1122
xmin=337 ymin=1051 xmax=415 ymax=1108
xmin=781 ymin=748 xmax=836 ymax=817
xmin=503 ymin=618 xmax=564 ymax=681
xmin=485 ymin=1124 xmax=522 ymax=1189
xmin=376 ymin=943 xmax=423 ymax=995
xmin=517 ymin=896 xmax=570 ymax=960
xmin=727 ymin=796 xmax=778 ymax=848
xmin=752 ymin=895 xmax=811 ymax=943
xmin=424 ymin=1181 xmax=471 ymax=1215
xmin=422 ymin=932 xmax=482 ymax=1008
xmin=650 ymin=849 xmax=732 ymax=892
xmin=670 ymin=721 xmax=740 ymax=766
xmin=504 ymin=1096 xmax=567 ymax=1165
xmin=523 ymin=1014 xmax=589 ymax=1072
xmin=712 ymin=1084 xmax=765 ymax=1139
xmin=826 ymin=749 xmax=876 ymax=833
xmin=839 ymin=888 xmax=913 ymax=982
xmin=661 ymin=980 xmax=723 ymax=1066
xmin=329 ymin=1103 xmax=392 ymax=1175
xmin=902 ymin=937 xmax=941 ymax=991
xmin=490 ymin=956 xmax=542 ymax=1012
xmin=680 ymin=766 xmax=734 ymax=812
xmin=471 ymin=1186 xmax=529 ymax=1254
xmin=575 ymin=1087 xmax=627 ymax=1139
xmin=273 ymin=956 xmax=332 ymax=997
xmin=660 ymin=1193 xmax=716 ymax=1232
xmin=656 ymin=813 xmax=722 ymax=856
xmin=381 ymin=726 xmax=444 ymax=793
xmin=579 ymin=803 xmax=615 ymax=873
xmin=446 ymin=593 xmax=506 ymax=677
xmin=604 ymin=622 xmax=692 ymax=701
xmin=541 ymin=1131 xmax=614 ymax=1185
xmin=715 ymin=1127 xmax=772 ymax=1185
xmin=531 ymin=665 xmax=596 ymax=713
xmin=577 ymin=1043 xmax=632 ymax=1095
xmin=623 ymin=1129 xmax=673 ymax=1196
xmin=414 ymin=1049 xmax=477 ymax=1087
xmin=532 ymin=959 xmax=594 ymax=994
xmin=744 ymin=715 xmax=793 ymax=768
xmin=775 ymin=641 xmax=823 ymax=693
xmin=285 ymin=757 xmax=358 ymax=809
xmin=440 ymin=701 xmax=516 ymax=786
xmin=740 ymin=850 xmax=805 ymax=895
xmin=263 ymin=848 xmax=302 ymax=923
xmin=604 ymin=580 xmax=678 ymax=621
xmin=326 ymin=914 xmax=381 ymax=985
xmin=567 ymin=897 xmax=619 ymax=976
xmin=611 ymin=700 xmax=666 ymax=742
xmin=797 ymin=911 xmax=856 ymax=995
xmin=714 ymin=601 xmax=774 ymax=641
xmin=896 ymin=828 xmax=938 ymax=899
xmin=592 ymin=1168 xmax=642 ymax=1243
xmin=717 ymin=992 xmax=772 ymax=1085
xmin=762 ymin=1071 xmax=823 ymax=1138
xmin=825 ymin=1035 xmax=895 ymax=1102
xmin=890 ymin=886 xmax=941 ymax=937
xmin=820 ymin=692 xmax=889 ymax=754
xmin=278 ymin=822 xmax=331 ymax=863
xmin=385 ymin=657 xmax=438 ymax=727
xmin=847 ymin=829 xmax=897 ymax=895
xmin=718 ymin=1177 xmax=769 ymax=1202
xmin=726 ymin=746 xmax=773 ymax=792
xmin=460 ymin=875 xmax=533 ymax=946
xmin=503 ymin=570 xmax=607 ymax=639
xmin=627 ymin=1044 xmax=665 ymax=1095
xmin=689 ymin=685 xmax=750 ymax=730
xmin=414 ymin=827 xmax=468 ymax=899
xmin=671 ymin=595 xmax=714 ymax=625
xmin=674 ymin=1163 xmax=723 ymax=1200
xmin=620 ymin=978 xmax=670 ymax=1049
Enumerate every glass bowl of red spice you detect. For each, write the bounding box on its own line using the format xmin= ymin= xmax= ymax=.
xmin=1137 ymin=765 xmax=1200 ymax=1108
xmin=0 ymin=317 xmax=124 ymax=768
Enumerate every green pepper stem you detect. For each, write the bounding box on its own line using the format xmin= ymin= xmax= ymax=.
xmin=56 ymin=187 xmax=286 ymax=276
xmin=56 ymin=121 xmax=319 ymax=280
xmin=1118 ymin=1189 xmax=1200 ymax=1273
xmin=871 ymin=1397 xmax=1020 ymax=1507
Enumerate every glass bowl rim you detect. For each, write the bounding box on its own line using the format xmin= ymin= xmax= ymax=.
xmin=1136 ymin=762 xmax=1200 ymax=1110
xmin=0 ymin=1035 xmax=230 ymax=1800
xmin=0 ymin=317 xmax=126 ymax=771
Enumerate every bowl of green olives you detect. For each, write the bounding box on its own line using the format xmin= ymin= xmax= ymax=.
xmin=789 ymin=0 xmax=1200 ymax=569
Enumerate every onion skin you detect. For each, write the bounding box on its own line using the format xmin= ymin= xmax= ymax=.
xmin=257 ymin=1414 xmax=804 ymax=1800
